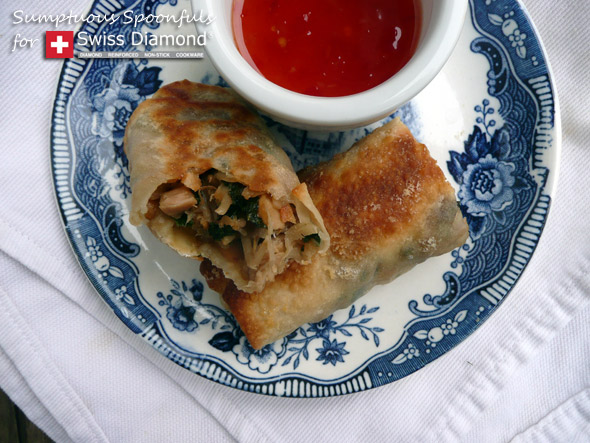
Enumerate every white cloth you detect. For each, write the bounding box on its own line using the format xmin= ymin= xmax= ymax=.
xmin=1 ymin=0 xmax=589 ymax=441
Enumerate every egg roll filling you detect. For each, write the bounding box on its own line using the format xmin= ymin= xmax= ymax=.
xmin=147 ymin=170 xmax=323 ymax=275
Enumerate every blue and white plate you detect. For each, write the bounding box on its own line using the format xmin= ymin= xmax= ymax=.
xmin=51 ymin=0 xmax=560 ymax=396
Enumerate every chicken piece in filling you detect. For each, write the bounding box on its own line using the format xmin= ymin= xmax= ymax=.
xmin=146 ymin=170 xmax=323 ymax=274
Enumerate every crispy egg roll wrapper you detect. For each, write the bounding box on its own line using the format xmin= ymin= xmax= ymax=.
xmin=124 ymin=81 xmax=329 ymax=293
xmin=201 ymin=118 xmax=469 ymax=349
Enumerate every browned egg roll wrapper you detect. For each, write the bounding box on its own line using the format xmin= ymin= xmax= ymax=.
xmin=201 ymin=118 xmax=469 ymax=349
xmin=124 ymin=81 xmax=329 ymax=293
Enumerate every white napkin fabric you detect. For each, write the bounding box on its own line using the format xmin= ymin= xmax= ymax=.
xmin=1 ymin=0 xmax=589 ymax=441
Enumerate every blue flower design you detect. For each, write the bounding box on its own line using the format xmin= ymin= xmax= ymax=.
xmin=92 ymin=85 xmax=140 ymax=140
xmin=441 ymin=318 xmax=459 ymax=336
xmin=403 ymin=343 xmax=420 ymax=359
xmin=459 ymin=154 xmax=515 ymax=216
xmin=166 ymin=303 xmax=198 ymax=332
xmin=448 ymin=113 xmax=532 ymax=239
xmin=158 ymin=279 xmax=234 ymax=337
xmin=232 ymin=336 xmax=286 ymax=374
xmin=280 ymin=304 xmax=382 ymax=369
xmin=85 ymin=236 xmax=110 ymax=271
xmin=316 ymin=339 xmax=349 ymax=366
xmin=308 ymin=316 xmax=337 ymax=338
xmin=508 ymin=29 xmax=527 ymax=49
xmin=91 ymin=63 xmax=162 ymax=143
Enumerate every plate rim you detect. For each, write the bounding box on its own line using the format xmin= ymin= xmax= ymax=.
xmin=50 ymin=0 xmax=562 ymax=397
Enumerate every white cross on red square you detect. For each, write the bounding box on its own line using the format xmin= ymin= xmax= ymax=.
xmin=46 ymin=31 xmax=74 ymax=58
xmin=51 ymin=35 xmax=69 ymax=53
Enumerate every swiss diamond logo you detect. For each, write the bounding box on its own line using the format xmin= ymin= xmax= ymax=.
xmin=46 ymin=31 xmax=74 ymax=58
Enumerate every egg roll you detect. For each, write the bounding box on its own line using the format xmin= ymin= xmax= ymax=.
xmin=200 ymin=118 xmax=469 ymax=349
xmin=124 ymin=81 xmax=329 ymax=293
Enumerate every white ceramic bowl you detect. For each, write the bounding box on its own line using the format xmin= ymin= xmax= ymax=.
xmin=192 ymin=0 xmax=468 ymax=130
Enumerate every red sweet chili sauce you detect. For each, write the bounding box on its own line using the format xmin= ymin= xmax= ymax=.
xmin=232 ymin=0 xmax=422 ymax=97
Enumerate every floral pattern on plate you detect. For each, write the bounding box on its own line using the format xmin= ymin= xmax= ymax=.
xmin=51 ymin=0 xmax=559 ymax=396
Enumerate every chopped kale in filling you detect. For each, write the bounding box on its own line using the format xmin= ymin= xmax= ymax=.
xmin=302 ymin=233 xmax=321 ymax=245
xmin=175 ymin=213 xmax=193 ymax=227
xmin=208 ymin=223 xmax=238 ymax=241
xmin=223 ymin=181 xmax=266 ymax=228
xmin=193 ymin=190 xmax=201 ymax=205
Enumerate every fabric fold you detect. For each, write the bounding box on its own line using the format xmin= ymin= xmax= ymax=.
xmin=0 ymin=284 xmax=109 ymax=443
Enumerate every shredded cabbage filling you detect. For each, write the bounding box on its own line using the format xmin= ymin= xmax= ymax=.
xmin=151 ymin=170 xmax=322 ymax=272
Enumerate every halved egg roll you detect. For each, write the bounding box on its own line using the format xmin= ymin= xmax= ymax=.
xmin=201 ymin=118 xmax=469 ymax=349
xmin=124 ymin=81 xmax=329 ymax=293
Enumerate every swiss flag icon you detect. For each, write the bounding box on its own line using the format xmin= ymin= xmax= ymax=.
xmin=46 ymin=31 xmax=74 ymax=58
